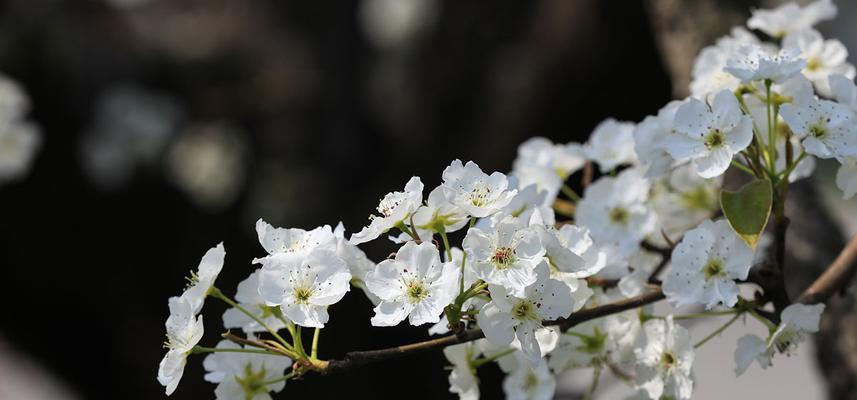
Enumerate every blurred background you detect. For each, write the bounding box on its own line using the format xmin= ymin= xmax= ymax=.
xmin=0 ymin=0 xmax=855 ymax=399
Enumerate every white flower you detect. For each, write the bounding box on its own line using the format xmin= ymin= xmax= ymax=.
xmin=512 ymin=137 xmax=586 ymax=199
xmin=182 ymin=242 xmax=226 ymax=315
xmin=747 ymin=0 xmax=836 ymax=39
xmin=780 ymin=91 xmax=857 ymax=159
xmin=258 ymin=249 xmax=351 ymax=328
xmin=0 ymin=121 xmax=41 ymax=184
xmin=537 ymin=223 xmax=606 ymax=279
xmin=409 ymin=185 xmax=469 ymax=234
xmin=649 ymin=164 xmax=721 ymax=245
xmin=443 ymin=343 xmax=481 ymax=400
xmin=830 ymin=74 xmax=857 ymax=112
xmin=725 ymin=45 xmax=806 ymax=83
xmin=668 ymin=89 xmax=753 ymax=178
xmin=633 ymin=100 xmax=683 ymax=178
xmin=463 ymin=214 xmax=545 ymax=298
xmin=734 ymin=303 xmax=825 ymax=375
xmin=254 ymin=219 xmax=336 ymax=265
xmin=663 ymin=219 xmax=754 ymax=309
xmin=332 ymin=223 xmax=379 ymax=303
xmin=441 ymin=159 xmax=517 ymax=218
xmin=158 ymin=296 xmax=204 ymax=395
xmin=203 ymin=340 xmax=292 ymax=400
xmin=575 ymin=167 xmax=656 ymax=258
xmin=502 ymin=354 xmax=556 ymax=400
xmin=618 ymin=251 xmax=665 ymax=298
xmin=548 ymin=320 xmax=608 ymax=371
xmin=585 ymin=118 xmax=638 ymax=172
xmin=499 ymin=183 xmax=555 ymax=222
xmin=365 ymin=241 xmax=459 ymax=326
xmin=690 ymin=27 xmax=762 ymax=99
xmin=784 ymin=28 xmax=855 ymax=97
xmin=634 ymin=316 xmax=694 ymax=400
xmin=350 ymin=176 xmax=424 ymax=244
xmin=836 ymin=157 xmax=857 ymax=199
xmin=479 ymin=262 xmax=572 ymax=365
xmin=222 ymin=270 xmax=287 ymax=333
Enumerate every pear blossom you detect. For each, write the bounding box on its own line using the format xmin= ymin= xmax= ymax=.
xmin=501 ymin=355 xmax=556 ymax=400
xmin=690 ymin=27 xmax=763 ymax=99
xmin=633 ymin=100 xmax=683 ymax=177
xmin=441 ymin=159 xmax=516 ymax=218
xmin=667 ymin=89 xmax=753 ymax=178
xmin=222 ymin=270 xmax=287 ymax=333
xmin=663 ymin=219 xmax=754 ymax=309
xmin=365 ymin=241 xmax=459 ymax=326
xmin=182 ymin=242 xmax=226 ymax=315
xmin=830 ymin=74 xmax=857 ymax=112
xmin=511 ymin=137 xmax=586 ymax=199
xmin=747 ymin=0 xmax=836 ymax=39
xmin=724 ymin=45 xmax=806 ymax=83
xmin=649 ymin=164 xmax=721 ymax=245
xmin=258 ymin=249 xmax=351 ymax=328
xmin=203 ymin=340 xmax=292 ymax=400
xmin=780 ymin=90 xmax=857 ymax=159
xmin=409 ymin=185 xmax=468 ymax=234
xmin=332 ymin=223 xmax=379 ymax=303
xmin=443 ymin=343 xmax=481 ymax=400
xmin=479 ymin=262 xmax=572 ymax=365
xmin=350 ymin=176 xmax=424 ymax=244
xmin=634 ymin=316 xmax=694 ymax=400
xmin=575 ymin=167 xmax=656 ymax=258
xmin=495 ymin=183 xmax=555 ymax=224
xmin=735 ymin=303 xmax=825 ymax=375
xmin=158 ymin=296 xmax=204 ymax=395
xmin=0 ymin=74 xmax=30 ymax=121
xmin=548 ymin=320 xmax=608 ymax=371
xmin=536 ymin=223 xmax=606 ymax=279
xmin=463 ymin=214 xmax=545 ymax=297
xmin=0 ymin=121 xmax=41 ymax=184
xmin=584 ymin=118 xmax=638 ymax=172
xmin=254 ymin=219 xmax=336 ymax=265
xmin=784 ymin=28 xmax=855 ymax=96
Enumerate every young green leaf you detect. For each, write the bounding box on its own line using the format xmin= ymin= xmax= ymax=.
xmin=720 ymin=179 xmax=773 ymax=249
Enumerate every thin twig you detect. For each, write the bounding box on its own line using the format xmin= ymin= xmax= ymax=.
xmin=797 ymin=234 xmax=857 ymax=304
xmin=316 ymin=288 xmax=665 ymax=374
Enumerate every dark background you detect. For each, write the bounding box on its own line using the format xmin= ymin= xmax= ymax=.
xmin=0 ymin=0 xmax=702 ymax=399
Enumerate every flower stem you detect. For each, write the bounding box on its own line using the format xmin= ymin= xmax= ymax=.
xmin=694 ymin=313 xmax=742 ymax=348
xmin=191 ymin=346 xmax=288 ymax=356
xmin=261 ymin=372 xmax=295 ymax=386
xmin=472 ymin=348 xmax=516 ymax=368
xmin=731 ymin=160 xmax=756 ymax=176
xmin=311 ymin=327 xmax=321 ymax=359
xmin=436 ymin=223 xmax=453 ymax=262
xmin=561 ymin=184 xmax=581 ymax=202
xmin=583 ymin=364 xmax=602 ymax=400
xmin=210 ymin=287 xmax=293 ymax=351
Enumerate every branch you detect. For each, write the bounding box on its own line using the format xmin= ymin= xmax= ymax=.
xmin=797 ymin=234 xmax=857 ymax=304
xmin=316 ymin=288 xmax=664 ymax=375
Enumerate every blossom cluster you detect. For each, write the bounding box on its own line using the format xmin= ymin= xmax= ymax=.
xmin=156 ymin=1 xmax=847 ymax=399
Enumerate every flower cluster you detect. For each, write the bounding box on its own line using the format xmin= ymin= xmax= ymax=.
xmin=155 ymin=1 xmax=846 ymax=399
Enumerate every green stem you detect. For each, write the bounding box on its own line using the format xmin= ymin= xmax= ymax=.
xmin=731 ymin=160 xmax=756 ymax=176
xmin=311 ymin=327 xmax=321 ymax=359
xmin=294 ymin=326 xmax=307 ymax=358
xmin=261 ymin=372 xmax=294 ymax=386
xmin=472 ymin=348 xmax=516 ymax=368
xmin=395 ymin=220 xmax=417 ymax=240
xmin=647 ymin=309 xmax=737 ymax=321
xmin=748 ymin=309 xmax=778 ymax=330
xmin=694 ymin=313 xmax=742 ymax=348
xmin=765 ymin=80 xmax=777 ymax=173
xmin=191 ymin=346 xmax=288 ymax=356
xmin=210 ymin=287 xmax=293 ymax=350
xmin=583 ymin=364 xmax=602 ymax=400
xmin=436 ymin=223 xmax=453 ymax=262
xmin=561 ymin=184 xmax=581 ymax=202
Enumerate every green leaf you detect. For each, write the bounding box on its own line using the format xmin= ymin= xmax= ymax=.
xmin=720 ymin=179 xmax=772 ymax=249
